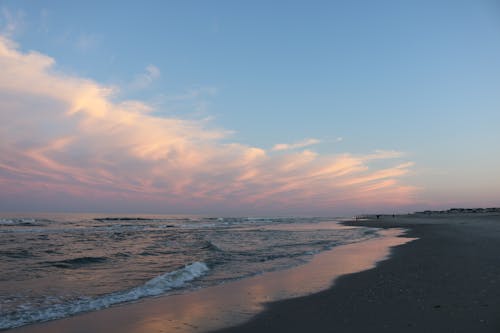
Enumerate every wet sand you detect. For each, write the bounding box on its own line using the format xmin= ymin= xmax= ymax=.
xmin=212 ymin=213 xmax=500 ymax=332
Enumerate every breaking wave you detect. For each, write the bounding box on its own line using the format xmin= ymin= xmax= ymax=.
xmin=0 ymin=262 xmax=209 ymax=330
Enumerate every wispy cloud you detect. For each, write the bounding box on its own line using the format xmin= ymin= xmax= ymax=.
xmin=130 ymin=64 xmax=161 ymax=90
xmin=0 ymin=36 xmax=416 ymax=214
xmin=153 ymin=86 xmax=218 ymax=116
xmin=0 ymin=8 xmax=25 ymax=37
xmin=162 ymin=86 xmax=217 ymax=102
xmin=272 ymin=138 xmax=321 ymax=151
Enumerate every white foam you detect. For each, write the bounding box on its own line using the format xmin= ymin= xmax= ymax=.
xmin=0 ymin=262 xmax=209 ymax=330
xmin=0 ymin=218 xmax=14 ymax=225
xmin=0 ymin=218 xmax=36 ymax=225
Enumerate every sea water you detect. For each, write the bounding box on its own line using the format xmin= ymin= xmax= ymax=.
xmin=0 ymin=213 xmax=377 ymax=330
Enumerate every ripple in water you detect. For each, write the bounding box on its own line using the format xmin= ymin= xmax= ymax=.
xmin=0 ymin=213 xmax=378 ymax=330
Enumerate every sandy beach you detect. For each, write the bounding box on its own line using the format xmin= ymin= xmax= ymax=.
xmin=213 ymin=213 xmax=500 ymax=332
xmin=7 ymin=213 xmax=500 ymax=333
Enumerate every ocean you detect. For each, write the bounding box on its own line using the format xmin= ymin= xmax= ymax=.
xmin=0 ymin=213 xmax=379 ymax=330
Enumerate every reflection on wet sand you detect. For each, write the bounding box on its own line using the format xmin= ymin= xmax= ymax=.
xmin=12 ymin=229 xmax=414 ymax=333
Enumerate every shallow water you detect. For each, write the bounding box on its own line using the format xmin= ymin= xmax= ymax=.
xmin=0 ymin=213 xmax=378 ymax=330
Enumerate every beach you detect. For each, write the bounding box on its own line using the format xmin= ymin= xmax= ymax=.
xmin=3 ymin=2 xmax=499 ymax=332
xmin=213 ymin=213 xmax=500 ymax=332
xmin=7 ymin=213 xmax=500 ymax=332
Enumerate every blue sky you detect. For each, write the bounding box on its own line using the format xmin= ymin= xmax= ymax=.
xmin=1 ymin=1 xmax=499 ymax=215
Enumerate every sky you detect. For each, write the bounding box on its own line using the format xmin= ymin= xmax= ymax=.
xmin=0 ymin=0 xmax=499 ymax=216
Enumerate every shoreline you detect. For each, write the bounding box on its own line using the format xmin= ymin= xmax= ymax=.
xmin=7 ymin=222 xmax=410 ymax=333
xmin=9 ymin=213 xmax=500 ymax=332
xmin=212 ymin=213 xmax=500 ymax=332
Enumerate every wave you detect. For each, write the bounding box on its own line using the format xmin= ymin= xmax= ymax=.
xmin=0 ymin=218 xmax=41 ymax=226
xmin=94 ymin=217 xmax=153 ymax=222
xmin=47 ymin=256 xmax=108 ymax=269
xmin=200 ymin=240 xmax=223 ymax=252
xmin=0 ymin=249 xmax=35 ymax=259
xmin=0 ymin=262 xmax=209 ymax=330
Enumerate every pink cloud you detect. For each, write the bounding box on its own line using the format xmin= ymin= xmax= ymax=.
xmin=272 ymin=138 xmax=320 ymax=151
xmin=0 ymin=36 xmax=417 ymax=215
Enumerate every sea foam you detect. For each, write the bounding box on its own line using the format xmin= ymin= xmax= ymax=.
xmin=0 ymin=262 xmax=209 ymax=330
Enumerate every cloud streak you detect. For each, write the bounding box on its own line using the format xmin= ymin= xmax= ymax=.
xmin=0 ymin=36 xmax=416 ymax=214
xmin=272 ymin=138 xmax=321 ymax=151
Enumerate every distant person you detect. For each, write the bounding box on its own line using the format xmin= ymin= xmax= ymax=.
xmin=376 ymin=215 xmax=380 ymax=219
